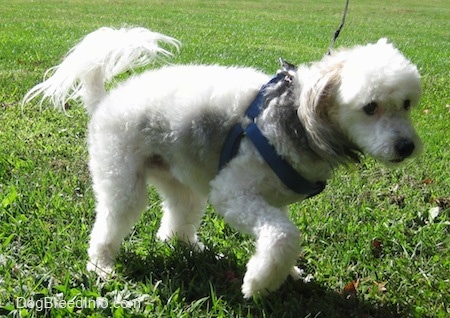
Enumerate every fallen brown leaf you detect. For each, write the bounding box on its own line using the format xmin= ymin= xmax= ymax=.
xmin=341 ymin=278 xmax=360 ymax=300
xmin=371 ymin=239 xmax=383 ymax=258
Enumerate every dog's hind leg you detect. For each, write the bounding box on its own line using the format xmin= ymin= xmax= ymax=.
xmin=151 ymin=176 xmax=207 ymax=251
xmin=86 ymin=151 xmax=149 ymax=279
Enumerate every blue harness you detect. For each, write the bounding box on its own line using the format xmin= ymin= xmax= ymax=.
xmin=218 ymin=73 xmax=326 ymax=198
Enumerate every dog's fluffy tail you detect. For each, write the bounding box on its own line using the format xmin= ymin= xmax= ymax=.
xmin=23 ymin=27 xmax=180 ymax=114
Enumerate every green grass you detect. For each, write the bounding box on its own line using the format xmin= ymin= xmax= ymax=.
xmin=1 ymin=0 xmax=449 ymax=317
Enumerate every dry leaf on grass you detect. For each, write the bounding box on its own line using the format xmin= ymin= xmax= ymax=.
xmin=341 ymin=278 xmax=360 ymax=300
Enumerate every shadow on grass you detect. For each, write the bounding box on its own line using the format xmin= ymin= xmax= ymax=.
xmin=119 ymin=245 xmax=412 ymax=318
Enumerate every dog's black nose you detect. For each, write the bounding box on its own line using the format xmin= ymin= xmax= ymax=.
xmin=395 ymin=139 xmax=415 ymax=158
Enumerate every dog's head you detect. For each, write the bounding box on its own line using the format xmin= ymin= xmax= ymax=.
xmin=298 ymin=38 xmax=422 ymax=166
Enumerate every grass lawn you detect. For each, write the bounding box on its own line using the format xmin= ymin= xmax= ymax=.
xmin=1 ymin=0 xmax=449 ymax=317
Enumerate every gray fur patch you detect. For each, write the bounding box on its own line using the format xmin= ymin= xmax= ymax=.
xmin=262 ymin=75 xmax=361 ymax=166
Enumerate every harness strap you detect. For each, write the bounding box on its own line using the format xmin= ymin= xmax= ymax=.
xmin=218 ymin=74 xmax=326 ymax=197
xmin=245 ymin=122 xmax=326 ymax=197
xmin=245 ymin=74 xmax=283 ymax=119
xmin=219 ymin=74 xmax=283 ymax=170
xmin=218 ymin=123 xmax=245 ymax=170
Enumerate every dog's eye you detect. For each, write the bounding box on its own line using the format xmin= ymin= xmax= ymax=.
xmin=363 ymin=102 xmax=378 ymax=115
xmin=403 ymin=99 xmax=411 ymax=111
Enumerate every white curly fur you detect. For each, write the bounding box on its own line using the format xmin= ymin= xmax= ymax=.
xmin=23 ymin=27 xmax=422 ymax=298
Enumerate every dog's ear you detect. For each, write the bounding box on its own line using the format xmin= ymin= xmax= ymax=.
xmin=298 ymin=63 xmax=342 ymax=128
xmin=314 ymin=68 xmax=341 ymax=121
xmin=297 ymin=63 xmax=358 ymax=164
xmin=279 ymin=58 xmax=298 ymax=73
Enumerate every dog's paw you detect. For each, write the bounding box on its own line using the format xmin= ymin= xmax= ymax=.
xmin=190 ymin=240 xmax=205 ymax=252
xmin=158 ymin=223 xmax=205 ymax=252
xmin=178 ymin=239 xmax=205 ymax=252
xmin=86 ymin=260 xmax=114 ymax=280
xmin=242 ymin=280 xmax=269 ymax=299
xmin=86 ymin=246 xmax=115 ymax=280
xmin=156 ymin=226 xmax=173 ymax=242
xmin=241 ymin=256 xmax=290 ymax=299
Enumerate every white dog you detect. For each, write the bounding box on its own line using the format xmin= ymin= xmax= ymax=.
xmin=23 ymin=27 xmax=422 ymax=298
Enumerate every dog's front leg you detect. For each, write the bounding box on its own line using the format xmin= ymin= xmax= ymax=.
xmin=242 ymin=215 xmax=301 ymax=298
xmin=210 ymin=185 xmax=300 ymax=298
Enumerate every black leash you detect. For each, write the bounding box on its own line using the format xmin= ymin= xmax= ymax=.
xmin=327 ymin=0 xmax=350 ymax=55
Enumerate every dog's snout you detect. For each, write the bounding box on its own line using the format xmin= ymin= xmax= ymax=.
xmin=395 ymin=138 xmax=415 ymax=158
